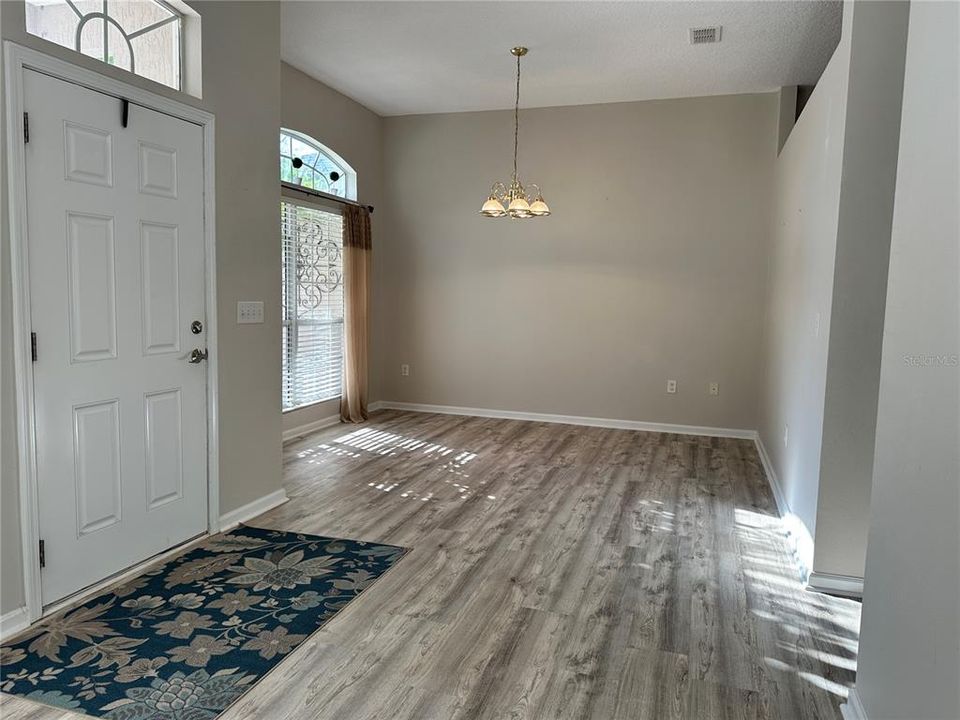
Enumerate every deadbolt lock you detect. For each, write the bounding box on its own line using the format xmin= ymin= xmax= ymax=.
xmin=191 ymin=320 xmax=203 ymax=334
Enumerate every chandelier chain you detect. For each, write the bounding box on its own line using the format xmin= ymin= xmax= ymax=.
xmin=514 ymin=51 xmax=521 ymax=180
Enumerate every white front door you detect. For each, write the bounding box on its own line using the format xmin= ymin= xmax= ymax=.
xmin=24 ymin=69 xmax=208 ymax=606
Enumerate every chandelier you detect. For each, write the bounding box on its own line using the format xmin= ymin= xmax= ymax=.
xmin=479 ymin=47 xmax=551 ymax=219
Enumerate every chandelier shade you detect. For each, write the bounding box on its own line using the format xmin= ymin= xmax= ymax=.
xmin=480 ymin=195 xmax=507 ymax=217
xmin=479 ymin=47 xmax=551 ymax=219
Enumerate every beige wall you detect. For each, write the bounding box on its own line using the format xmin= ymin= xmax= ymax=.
xmin=379 ymin=93 xmax=778 ymax=430
xmin=853 ymin=2 xmax=959 ymax=717
xmin=280 ymin=62 xmax=384 ymax=435
xmin=759 ymin=0 xmax=910 ymax=582
xmin=0 ymin=1 xmax=283 ymax=614
xmin=758 ymin=19 xmax=850 ymax=575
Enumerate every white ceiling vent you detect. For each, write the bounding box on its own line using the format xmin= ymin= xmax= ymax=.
xmin=689 ymin=26 xmax=722 ymax=45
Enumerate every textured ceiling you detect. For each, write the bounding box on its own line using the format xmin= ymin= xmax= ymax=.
xmin=281 ymin=1 xmax=842 ymax=117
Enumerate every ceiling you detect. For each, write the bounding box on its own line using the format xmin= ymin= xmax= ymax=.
xmin=281 ymin=1 xmax=842 ymax=117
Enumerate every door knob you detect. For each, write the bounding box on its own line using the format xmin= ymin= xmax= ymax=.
xmin=188 ymin=348 xmax=208 ymax=364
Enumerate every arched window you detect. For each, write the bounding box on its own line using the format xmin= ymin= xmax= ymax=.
xmin=280 ymin=130 xmax=357 ymax=410
xmin=280 ymin=128 xmax=357 ymax=201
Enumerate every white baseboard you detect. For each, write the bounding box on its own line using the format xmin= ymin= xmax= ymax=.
xmin=754 ymin=435 xmax=788 ymax=516
xmin=840 ymin=687 xmax=868 ymax=720
xmin=0 ymin=606 xmax=29 ymax=640
xmin=219 ymin=489 xmax=289 ymax=531
xmin=808 ymin=571 xmax=864 ymax=598
xmin=783 ymin=513 xmax=814 ymax=584
xmin=370 ymin=401 xmax=757 ymax=440
xmin=754 ymin=434 xmax=813 ymax=582
xmin=282 ymin=413 xmax=341 ymax=443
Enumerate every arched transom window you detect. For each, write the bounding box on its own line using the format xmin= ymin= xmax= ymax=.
xmin=25 ymin=0 xmax=184 ymax=90
xmin=280 ymin=128 xmax=357 ymax=201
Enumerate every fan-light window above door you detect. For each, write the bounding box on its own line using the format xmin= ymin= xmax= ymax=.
xmin=25 ymin=0 xmax=184 ymax=90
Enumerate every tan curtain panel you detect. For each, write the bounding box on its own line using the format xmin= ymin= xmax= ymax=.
xmin=340 ymin=205 xmax=372 ymax=423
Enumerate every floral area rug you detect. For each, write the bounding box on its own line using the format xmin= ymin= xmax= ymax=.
xmin=0 ymin=525 xmax=407 ymax=718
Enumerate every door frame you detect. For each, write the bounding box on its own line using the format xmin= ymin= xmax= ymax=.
xmin=3 ymin=42 xmax=220 ymax=624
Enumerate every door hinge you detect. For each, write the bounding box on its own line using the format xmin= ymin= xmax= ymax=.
xmin=23 ymin=112 xmax=29 ymax=143
xmin=31 ymin=332 xmax=38 ymax=362
xmin=39 ymin=539 xmax=45 ymax=569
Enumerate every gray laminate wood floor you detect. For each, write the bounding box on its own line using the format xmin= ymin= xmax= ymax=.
xmin=2 ymin=410 xmax=861 ymax=720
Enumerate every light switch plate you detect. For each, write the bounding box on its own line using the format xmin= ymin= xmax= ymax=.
xmin=237 ymin=301 xmax=264 ymax=324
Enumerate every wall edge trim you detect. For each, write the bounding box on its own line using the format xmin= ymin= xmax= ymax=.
xmin=840 ymin=687 xmax=869 ymax=720
xmin=0 ymin=607 xmax=30 ymax=641
xmin=754 ymin=434 xmax=813 ymax=582
xmin=282 ymin=414 xmax=342 ymax=444
xmin=807 ymin=571 xmax=864 ymax=598
xmin=754 ymin=434 xmax=789 ymax=516
xmin=219 ymin=489 xmax=289 ymax=532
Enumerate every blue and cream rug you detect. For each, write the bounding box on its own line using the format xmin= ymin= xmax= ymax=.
xmin=0 ymin=525 xmax=407 ymax=718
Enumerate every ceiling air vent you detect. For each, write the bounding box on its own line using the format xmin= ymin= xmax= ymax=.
xmin=689 ymin=26 xmax=722 ymax=45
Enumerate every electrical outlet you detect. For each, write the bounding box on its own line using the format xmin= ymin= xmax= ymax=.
xmin=237 ymin=301 xmax=264 ymax=324
xmin=666 ymin=379 xmax=677 ymax=394
xmin=783 ymin=424 xmax=790 ymax=448
xmin=400 ymin=364 xmax=410 ymax=377
xmin=709 ymin=382 xmax=719 ymax=396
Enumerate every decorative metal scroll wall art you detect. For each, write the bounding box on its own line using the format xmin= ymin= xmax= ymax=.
xmin=293 ymin=214 xmax=342 ymax=317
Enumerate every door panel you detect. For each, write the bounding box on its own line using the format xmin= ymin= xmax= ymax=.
xmin=144 ymin=388 xmax=185 ymax=510
xmin=72 ymin=399 xmax=122 ymax=536
xmin=64 ymin=122 xmax=114 ymax=186
xmin=66 ymin=212 xmax=118 ymax=362
xmin=139 ymin=141 xmax=179 ymax=198
xmin=24 ymin=69 xmax=208 ymax=606
xmin=140 ymin=222 xmax=181 ymax=355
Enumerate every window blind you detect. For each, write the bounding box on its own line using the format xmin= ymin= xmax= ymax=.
xmin=281 ymin=201 xmax=344 ymax=410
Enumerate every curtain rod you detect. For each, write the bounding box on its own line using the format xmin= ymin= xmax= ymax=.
xmin=281 ymin=181 xmax=374 ymax=213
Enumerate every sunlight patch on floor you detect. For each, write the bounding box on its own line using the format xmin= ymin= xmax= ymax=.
xmin=294 ymin=428 xmax=482 ymax=503
xmin=735 ymin=505 xmax=861 ymax=700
